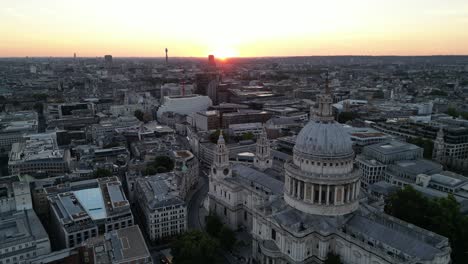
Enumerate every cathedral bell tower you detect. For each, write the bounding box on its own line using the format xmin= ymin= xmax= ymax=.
xmin=433 ymin=127 xmax=446 ymax=164
xmin=211 ymin=134 xmax=231 ymax=180
xmin=254 ymin=127 xmax=273 ymax=171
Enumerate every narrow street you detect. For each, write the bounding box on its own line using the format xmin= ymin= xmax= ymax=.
xmin=187 ymin=169 xmax=209 ymax=230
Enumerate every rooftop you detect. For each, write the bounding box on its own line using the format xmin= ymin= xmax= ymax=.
xmin=0 ymin=210 xmax=49 ymax=248
xmin=231 ymin=164 xmax=284 ymax=194
xmin=136 ymin=173 xmax=184 ymax=209
xmin=85 ymin=225 xmax=151 ymax=264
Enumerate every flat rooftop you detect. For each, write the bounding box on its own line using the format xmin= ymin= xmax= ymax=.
xmin=367 ymin=140 xmax=421 ymax=154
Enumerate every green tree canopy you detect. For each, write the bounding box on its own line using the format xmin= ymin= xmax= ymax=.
xmin=32 ymin=93 xmax=48 ymax=101
xmin=385 ymin=185 xmax=468 ymax=263
xmin=429 ymin=90 xmax=448 ymax=96
xmin=241 ymin=132 xmax=255 ymax=141
xmin=205 ymin=214 xmax=223 ymax=237
xmin=337 ymin=112 xmax=357 ymax=124
xmin=324 ymin=252 xmax=342 ymax=264
xmin=205 ymin=214 xmax=237 ymax=252
xmin=144 ymin=156 xmax=174 ymax=175
xmin=407 ymin=137 xmax=434 ymax=159
xmin=134 ymin=109 xmax=144 ymax=121
xmin=209 ymin=130 xmax=228 ymax=144
xmin=219 ymin=226 xmax=236 ymax=251
xmin=95 ymin=168 xmax=112 ymax=178
xmin=171 ymin=230 xmax=220 ymax=264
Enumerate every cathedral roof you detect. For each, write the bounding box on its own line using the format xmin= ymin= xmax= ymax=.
xmin=294 ymin=120 xmax=353 ymax=158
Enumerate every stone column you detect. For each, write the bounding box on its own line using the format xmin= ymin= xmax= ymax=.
xmin=293 ymin=178 xmax=297 ymax=197
xmin=356 ymin=181 xmax=360 ymax=199
xmin=326 ymin=185 xmax=330 ymax=205
xmin=318 ymin=185 xmax=322 ymax=204
xmin=300 ymin=181 xmax=304 ymax=199
xmin=346 ymin=184 xmax=351 ymax=202
xmin=333 ymin=185 xmax=339 ymax=205
xmin=311 ymin=184 xmax=315 ymax=204
xmin=341 ymin=185 xmax=345 ymax=203
xmin=351 ymin=182 xmax=356 ymax=201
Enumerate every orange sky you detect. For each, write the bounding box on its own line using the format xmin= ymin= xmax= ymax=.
xmin=1 ymin=0 xmax=468 ymax=57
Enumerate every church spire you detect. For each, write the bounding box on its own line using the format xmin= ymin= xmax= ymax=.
xmin=211 ymin=133 xmax=231 ymax=179
xmin=433 ymin=127 xmax=446 ymax=163
xmin=254 ymin=125 xmax=272 ymax=171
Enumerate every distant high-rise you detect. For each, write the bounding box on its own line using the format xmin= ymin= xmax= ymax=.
xmin=104 ymin=54 xmax=113 ymax=67
xmin=208 ymin=54 xmax=216 ymax=67
xmin=165 ymin=48 xmax=168 ymax=63
xmin=73 ymin=53 xmax=76 ymax=60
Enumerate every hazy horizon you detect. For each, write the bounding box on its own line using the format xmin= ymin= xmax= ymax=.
xmin=2 ymin=0 xmax=468 ymax=58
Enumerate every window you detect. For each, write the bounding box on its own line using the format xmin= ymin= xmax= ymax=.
xmin=271 ymin=229 xmax=276 ymax=240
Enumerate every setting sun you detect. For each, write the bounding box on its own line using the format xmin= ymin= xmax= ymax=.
xmin=211 ymin=47 xmax=239 ymax=59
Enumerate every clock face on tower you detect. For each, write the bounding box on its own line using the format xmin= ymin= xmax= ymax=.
xmin=223 ymin=168 xmax=230 ymax=176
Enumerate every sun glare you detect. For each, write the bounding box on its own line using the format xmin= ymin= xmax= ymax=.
xmin=212 ymin=47 xmax=238 ymax=60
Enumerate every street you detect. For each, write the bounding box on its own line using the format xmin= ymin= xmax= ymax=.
xmin=187 ymin=169 xmax=209 ymax=230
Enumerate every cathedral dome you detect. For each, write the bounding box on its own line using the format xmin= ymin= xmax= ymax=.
xmin=294 ymin=120 xmax=353 ymax=159
xmin=283 ymin=74 xmax=360 ymax=216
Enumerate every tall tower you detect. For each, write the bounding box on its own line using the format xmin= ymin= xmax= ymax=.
xmin=208 ymin=54 xmax=216 ymax=67
xmin=433 ymin=127 xmax=446 ymax=163
xmin=165 ymin=48 xmax=168 ymax=64
xmin=211 ymin=134 xmax=231 ymax=180
xmin=254 ymin=127 xmax=273 ymax=171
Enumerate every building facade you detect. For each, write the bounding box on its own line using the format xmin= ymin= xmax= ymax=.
xmin=135 ymin=173 xmax=187 ymax=241
xmin=208 ymin=82 xmax=451 ymax=264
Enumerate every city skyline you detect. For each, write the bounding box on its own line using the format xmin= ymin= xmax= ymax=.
xmin=2 ymin=0 xmax=468 ymax=58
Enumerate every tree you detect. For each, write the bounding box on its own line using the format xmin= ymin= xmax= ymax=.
xmin=171 ymin=230 xmax=220 ymax=264
xmin=324 ymin=252 xmax=342 ymax=264
xmin=385 ymin=185 xmax=468 ymax=264
xmin=337 ymin=112 xmax=357 ymax=124
xmin=429 ymin=90 xmax=448 ymax=96
xmin=33 ymin=102 xmax=44 ymax=114
xmin=134 ymin=109 xmax=144 ymax=121
xmin=143 ymin=112 xmax=153 ymax=123
xmin=241 ymin=132 xmax=255 ymax=141
xmin=95 ymin=168 xmax=112 ymax=178
xmin=205 ymin=214 xmax=223 ymax=237
xmin=144 ymin=156 xmax=174 ymax=175
xmin=447 ymin=107 xmax=458 ymax=118
xmin=209 ymin=130 xmax=228 ymax=144
xmin=152 ymin=156 xmax=174 ymax=172
xmin=219 ymin=226 xmax=236 ymax=251
xmin=407 ymin=137 xmax=433 ymax=159
xmin=32 ymin=93 xmax=48 ymax=101
xmin=373 ymin=90 xmax=385 ymax=99
xmin=144 ymin=166 xmax=157 ymax=176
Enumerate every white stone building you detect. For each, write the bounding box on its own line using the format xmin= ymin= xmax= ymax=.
xmin=208 ymin=81 xmax=451 ymax=264
xmin=135 ymin=173 xmax=187 ymax=241
xmin=0 ymin=176 xmax=51 ymax=264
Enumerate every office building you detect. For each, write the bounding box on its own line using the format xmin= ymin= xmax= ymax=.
xmin=192 ymin=110 xmax=220 ymax=131
xmin=0 ymin=111 xmax=38 ymax=152
xmin=80 ymin=225 xmax=152 ymax=264
xmin=157 ymin=95 xmax=212 ymax=120
xmin=172 ymin=150 xmax=199 ymax=200
xmin=135 ymin=173 xmax=187 ymax=241
xmin=8 ymin=133 xmax=71 ymax=177
xmin=48 ymin=177 xmax=133 ymax=249
xmin=0 ymin=176 xmax=51 ymax=264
